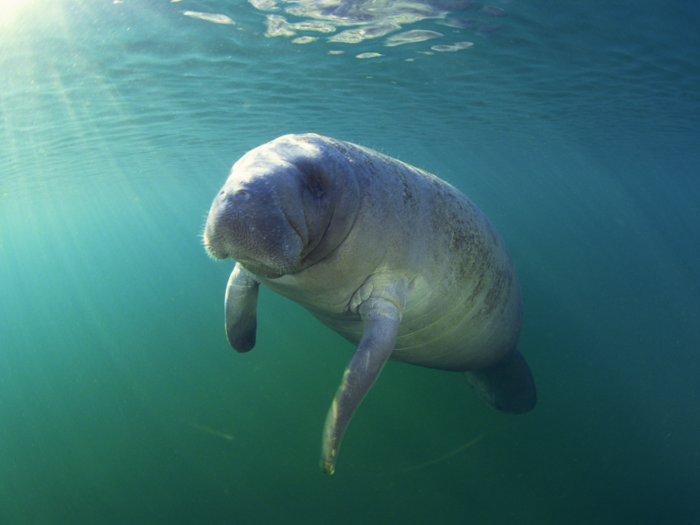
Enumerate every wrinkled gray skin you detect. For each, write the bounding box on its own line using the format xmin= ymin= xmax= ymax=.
xmin=204 ymin=134 xmax=536 ymax=475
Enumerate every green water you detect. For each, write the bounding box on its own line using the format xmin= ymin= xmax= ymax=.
xmin=1 ymin=0 xmax=699 ymax=523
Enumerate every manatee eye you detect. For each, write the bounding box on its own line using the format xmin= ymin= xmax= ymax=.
xmin=234 ymin=189 xmax=250 ymax=200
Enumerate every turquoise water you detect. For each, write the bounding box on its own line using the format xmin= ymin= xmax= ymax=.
xmin=1 ymin=0 xmax=699 ymax=523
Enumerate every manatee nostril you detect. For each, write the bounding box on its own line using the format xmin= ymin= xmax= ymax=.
xmin=234 ymin=189 xmax=250 ymax=200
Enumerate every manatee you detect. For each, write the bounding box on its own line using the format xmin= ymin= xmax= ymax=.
xmin=203 ymin=133 xmax=536 ymax=474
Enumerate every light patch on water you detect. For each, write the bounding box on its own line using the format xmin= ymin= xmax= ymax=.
xmin=249 ymin=0 xmax=279 ymax=10
xmin=252 ymin=0 xmax=478 ymax=44
xmin=183 ymin=11 xmax=236 ymax=25
xmin=265 ymin=15 xmax=338 ymax=37
xmin=385 ymin=30 xmax=442 ymax=47
xmin=356 ymin=52 xmax=384 ymax=59
xmin=276 ymin=0 xmax=462 ymax=26
xmin=245 ymin=0 xmax=513 ymax=53
xmin=292 ymin=21 xmax=337 ymax=33
xmin=329 ymin=22 xmax=401 ymax=43
xmin=292 ymin=36 xmax=318 ymax=44
xmin=266 ymin=14 xmax=296 ymax=36
xmin=176 ymin=1 xmax=511 ymax=56
xmin=431 ymin=41 xmax=473 ymax=52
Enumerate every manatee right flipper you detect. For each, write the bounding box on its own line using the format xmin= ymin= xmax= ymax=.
xmin=225 ymin=263 xmax=260 ymax=352
xmin=321 ymin=298 xmax=401 ymax=475
xmin=463 ymin=349 xmax=536 ymax=415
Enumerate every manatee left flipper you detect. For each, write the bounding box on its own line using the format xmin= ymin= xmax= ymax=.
xmin=321 ymin=298 xmax=401 ymax=475
xmin=225 ymin=263 xmax=260 ymax=352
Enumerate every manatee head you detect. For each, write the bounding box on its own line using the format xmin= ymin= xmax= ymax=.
xmin=204 ymin=134 xmax=361 ymax=278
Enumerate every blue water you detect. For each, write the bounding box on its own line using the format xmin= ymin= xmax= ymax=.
xmin=1 ymin=0 xmax=699 ymax=523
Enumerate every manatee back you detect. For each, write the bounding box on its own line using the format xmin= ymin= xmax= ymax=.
xmin=333 ymin=140 xmax=524 ymax=371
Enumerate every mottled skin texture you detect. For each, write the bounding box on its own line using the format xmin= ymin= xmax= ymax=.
xmin=204 ymin=134 xmax=536 ymax=474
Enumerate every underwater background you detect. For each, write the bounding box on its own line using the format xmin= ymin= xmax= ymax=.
xmin=1 ymin=0 xmax=699 ymax=523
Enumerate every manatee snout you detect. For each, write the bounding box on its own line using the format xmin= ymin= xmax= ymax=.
xmin=203 ymin=189 xmax=235 ymax=259
xmin=204 ymin=176 xmax=305 ymax=276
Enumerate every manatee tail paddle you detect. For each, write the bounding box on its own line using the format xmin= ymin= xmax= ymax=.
xmin=463 ymin=349 xmax=536 ymax=415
